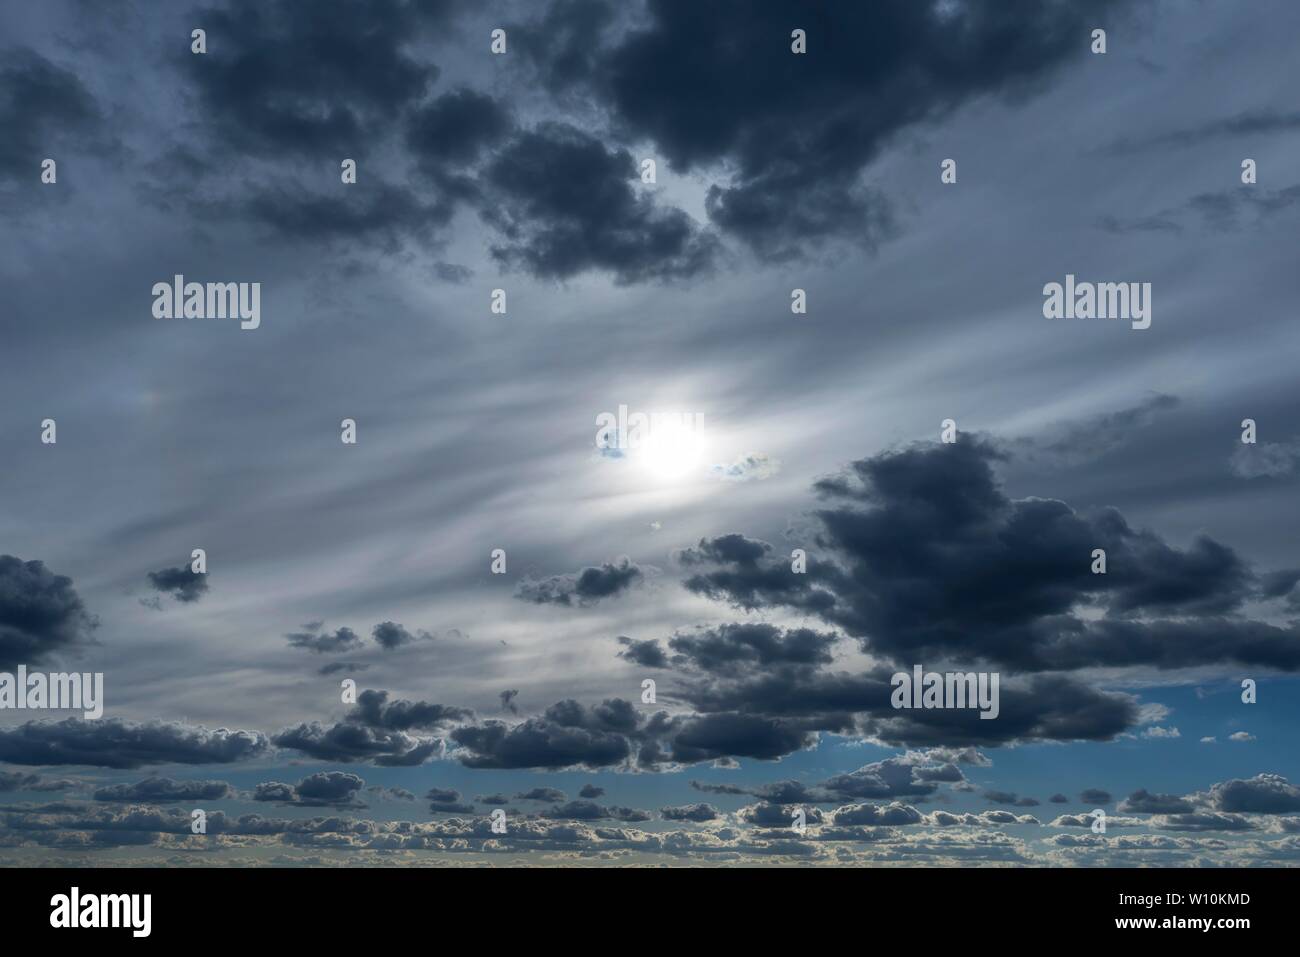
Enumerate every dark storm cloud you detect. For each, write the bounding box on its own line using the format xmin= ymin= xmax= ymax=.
xmin=660 ymin=803 xmax=719 ymax=823
xmin=665 ymin=646 xmax=1139 ymax=747
xmin=740 ymin=803 xmax=823 ymax=828
xmin=426 ymin=787 xmax=474 ymax=814
xmin=0 ymin=48 xmax=101 ymax=184
xmin=662 ymin=712 xmax=838 ymax=764
xmin=1080 ymin=789 xmax=1113 ymax=805
xmin=0 ymin=719 xmax=268 ymax=769
xmin=1118 ymin=789 xmax=1196 ymax=814
xmin=146 ymin=565 xmax=209 ymax=604
xmin=93 ymin=777 xmax=233 ymax=802
xmin=1203 ymin=774 xmax=1300 ymax=814
xmin=0 ymin=556 xmax=97 ymax=670
xmin=252 ymin=781 xmax=296 ymax=803
xmin=271 ymin=721 xmax=440 ymax=767
xmin=478 ymin=123 xmax=718 ymax=282
xmin=370 ymin=621 xmax=432 ymax=650
xmin=252 ymin=773 xmax=368 ymax=808
xmin=680 ymin=438 xmax=1300 ymax=675
xmin=0 ymin=771 xmax=76 ymax=793
xmin=616 ymin=636 xmax=670 ymax=668
xmin=665 ymin=623 xmax=836 ymax=676
xmin=1049 ymin=794 xmax=1070 ymax=804
xmin=499 ymin=689 xmax=519 ymax=715
xmin=451 ymin=703 xmax=634 ymax=771
xmin=515 ymin=557 xmax=645 ymax=606
xmin=609 ymin=806 xmax=653 ymax=823
xmin=476 ymin=793 xmax=509 ymax=806
xmin=573 ymin=0 xmax=1131 ymax=258
xmin=352 ymin=689 xmax=471 ymax=731
xmin=516 ymin=787 xmax=567 ymax=803
xmin=318 ymin=661 xmax=368 ymax=676
xmin=690 ymin=781 xmax=748 ymax=797
xmin=182 ymin=0 xmax=445 ymax=156
xmin=241 ymin=180 xmax=452 ymax=252
xmin=406 ymin=88 xmax=513 ymax=169
xmin=578 ymin=784 xmax=605 ymax=799
xmin=285 ymin=623 xmax=364 ymax=654
xmin=294 ymin=771 xmax=366 ymax=806
xmin=984 ymin=791 xmax=1039 ymax=808
xmin=446 ymin=695 xmax=845 ymax=771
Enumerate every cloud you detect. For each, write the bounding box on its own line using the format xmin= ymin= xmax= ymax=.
xmin=370 ymin=621 xmax=433 ymax=650
xmin=567 ymin=0 xmax=1131 ymax=259
xmin=710 ymin=453 xmax=781 ymax=482
xmin=294 ymin=772 xmax=367 ymax=807
xmin=515 ymin=787 xmax=567 ymax=803
xmin=1141 ymin=725 xmax=1181 ymax=739
xmin=833 ymin=802 xmax=923 ymax=826
xmin=539 ymin=800 xmax=610 ymax=821
xmin=426 ymin=787 xmax=474 ymax=814
xmin=1153 ymin=812 xmax=1257 ymax=833
xmin=145 ymin=565 xmax=209 ymax=604
xmin=984 ymin=791 xmax=1040 ymax=808
xmin=1101 ymin=109 xmax=1300 ymax=154
xmin=515 ymin=558 xmax=646 ymax=606
xmin=579 ymin=784 xmax=605 ymax=799
xmin=0 ymin=555 xmax=97 ymax=670
xmin=0 ymin=771 xmax=76 ymax=794
xmin=665 ymin=623 xmax=837 ymax=677
xmin=1080 ymin=789 xmax=1113 ymax=805
xmin=1201 ymin=774 xmax=1300 ymax=814
xmin=740 ymin=803 xmax=823 ymax=828
xmin=616 ymin=636 xmax=671 ymax=668
xmin=451 ymin=703 xmax=634 ymax=771
xmin=351 ymin=689 xmax=471 ymax=731
xmin=1118 ymin=789 xmax=1195 ymax=814
xmin=0 ymin=719 xmax=268 ymax=769
xmin=1230 ymin=439 xmax=1300 ymax=479
xmin=182 ymin=0 xmax=444 ymax=157
xmin=93 ymin=777 xmax=233 ymax=802
xmin=0 ymin=48 xmax=102 ymax=188
xmin=271 ymin=721 xmax=441 ymax=767
xmin=285 ymin=623 xmax=364 ymax=654
xmin=660 ymin=803 xmax=719 ymax=822
xmin=679 ymin=438 xmax=1300 ymax=675
xmin=1229 ymin=731 xmax=1257 ymax=743
xmin=477 ymin=122 xmax=718 ymax=282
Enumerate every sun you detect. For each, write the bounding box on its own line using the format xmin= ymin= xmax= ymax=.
xmin=637 ymin=418 xmax=707 ymax=481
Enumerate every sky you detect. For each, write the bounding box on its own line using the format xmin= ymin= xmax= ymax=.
xmin=1 ymin=0 xmax=1299 ymax=867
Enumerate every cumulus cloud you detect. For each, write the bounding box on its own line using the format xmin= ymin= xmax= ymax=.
xmin=0 ymin=718 xmax=268 ymax=769
xmin=0 ymin=555 xmax=97 ymax=669
xmin=93 ymin=777 xmax=233 ymax=802
xmin=514 ymin=558 xmax=645 ymax=606
xmin=145 ymin=564 xmax=209 ymax=604
xmin=285 ymin=622 xmax=364 ymax=654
